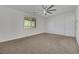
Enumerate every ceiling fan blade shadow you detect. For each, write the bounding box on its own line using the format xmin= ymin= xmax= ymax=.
xmin=47 ymin=5 xmax=54 ymax=10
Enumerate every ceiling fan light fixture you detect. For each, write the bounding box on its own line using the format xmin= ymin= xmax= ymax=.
xmin=43 ymin=9 xmax=47 ymax=15
xmin=32 ymin=5 xmax=56 ymax=16
xmin=42 ymin=5 xmax=56 ymax=16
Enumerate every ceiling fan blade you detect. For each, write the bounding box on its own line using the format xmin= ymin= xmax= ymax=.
xmin=42 ymin=5 xmax=46 ymax=9
xmin=47 ymin=11 xmax=52 ymax=14
xmin=32 ymin=11 xmax=40 ymax=13
xmin=32 ymin=11 xmax=44 ymax=15
xmin=48 ymin=9 xmax=56 ymax=11
xmin=47 ymin=5 xmax=54 ymax=10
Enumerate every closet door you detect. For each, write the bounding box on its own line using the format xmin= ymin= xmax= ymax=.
xmin=65 ymin=14 xmax=75 ymax=37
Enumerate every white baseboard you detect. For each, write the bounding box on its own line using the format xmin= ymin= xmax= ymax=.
xmin=0 ymin=32 xmax=76 ymax=43
xmin=0 ymin=32 xmax=43 ymax=43
xmin=46 ymin=32 xmax=75 ymax=37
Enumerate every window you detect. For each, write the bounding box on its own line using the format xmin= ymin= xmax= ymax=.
xmin=24 ymin=16 xmax=36 ymax=29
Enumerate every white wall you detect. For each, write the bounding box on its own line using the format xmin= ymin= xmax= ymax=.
xmin=46 ymin=11 xmax=76 ymax=37
xmin=76 ymin=6 xmax=79 ymax=45
xmin=0 ymin=6 xmax=45 ymax=42
xmin=0 ymin=6 xmax=76 ymax=42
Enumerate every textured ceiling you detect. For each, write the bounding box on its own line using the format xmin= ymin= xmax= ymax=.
xmin=5 ymin=5 xmax=76 ymax=17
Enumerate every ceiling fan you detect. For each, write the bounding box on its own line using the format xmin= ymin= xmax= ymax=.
xmin=42 ymin=5 xmax=56 ymax=15
xmin=33 ymin=5 xmax=56 ymax=15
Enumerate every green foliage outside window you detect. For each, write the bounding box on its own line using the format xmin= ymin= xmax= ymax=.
xmin=24 ymin=16 xmax=36 ymax=29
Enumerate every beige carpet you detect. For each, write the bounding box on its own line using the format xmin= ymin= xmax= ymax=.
xmin=0 ymin=33 xmax=78 ymax=54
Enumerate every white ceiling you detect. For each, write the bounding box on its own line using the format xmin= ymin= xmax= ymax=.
xmin=5 ymin=5 xmax=76 ymax=17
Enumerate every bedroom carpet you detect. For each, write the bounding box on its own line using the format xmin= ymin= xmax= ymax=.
xmin=0 ymin=33 xmax=78 ymax=54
